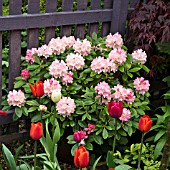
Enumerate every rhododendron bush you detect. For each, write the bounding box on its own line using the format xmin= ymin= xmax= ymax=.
xmin=2 ymin=32 xmax=151 ymax=159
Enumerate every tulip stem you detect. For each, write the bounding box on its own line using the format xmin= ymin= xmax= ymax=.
xmin=34 ymin=140 xmax=37 ymax=169
xmin=137 ymin=132 xmax=144 ymax=170
xmin=112 ymin=118 xmax=117 ymax=153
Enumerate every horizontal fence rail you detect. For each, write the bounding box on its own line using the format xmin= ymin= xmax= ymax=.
xmin=0 ymin=0 xmax=141 ymax=143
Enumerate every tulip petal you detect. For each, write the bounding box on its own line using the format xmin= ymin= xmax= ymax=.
xmin=0 ymin=110 xmax=7 ymax=116
xmin=29 ymin=84 xmax=37 ymax=97
xmin=78 ymin=151 xmax=89 ymax=168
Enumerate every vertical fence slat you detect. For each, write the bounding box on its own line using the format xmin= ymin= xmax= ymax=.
xmin=60 ymin=0 xmax=74 ymax=37
xmin=8 ymin=0 xmax=22 ymax=91
xmin=110 ymin=0 xmax=129 ymax=35
xmin=88 ymin=0 xmax=101 ymax=37
xmin=45 ymin=0 xmax=57 ymax=44
xmin=8 ymin=0 xmax=22 ymax=135
xmin=101 ymin=0 xmax=113 ymax=37
xmin=27 ymin=0 xmax=40 ymax=48
xmin=0 ymin=0 xmax=2 ymax=108
xmin=75 ymin=0 xmax=88 ymax=39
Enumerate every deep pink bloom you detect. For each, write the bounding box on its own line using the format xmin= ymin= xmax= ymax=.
xmin=73 ymin=131 xmax=88 ymax=142
xmin=84 ymin=124 xmax=95 ymax=134
xmin=21 ymin=69 xmax=30 ymax=80
xmin=108 ymin=101 xmax=123 ymax=118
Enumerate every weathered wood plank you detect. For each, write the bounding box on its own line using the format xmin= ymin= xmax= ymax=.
xmin=101 ymin=0 xmax=113 ymax=37
xmin=0 ymin=0 xmax=2 ymax=107
xmin=0 ymin=131 xmax=29 ymax=144
xmin=75 ymin=0 xmax=88 ymax=39
xmin=27 ymin=0 xmax=40 ymax=48
xmin=8 ymin=0 xmax=22 ymax=91
xmin=45 ymin=0 xmax=57 ymax=44
xmin=0 ymin=9 xmax=112 ymax=31
xmin=88 ymin=0 xmax=101 ymax=37
xmin=60 ymin=0 xmax=74 ymax=37
xmin=110 ymin=0 xmax=129 ymax=35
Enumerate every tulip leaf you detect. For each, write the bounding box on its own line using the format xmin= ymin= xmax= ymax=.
xmin=92 ymin=155 xmax=102 ymax=170
xmin=2 ymin=144 xmax=17 ymax=170
xmin=115 ymin=164 xmax=132 ymax=170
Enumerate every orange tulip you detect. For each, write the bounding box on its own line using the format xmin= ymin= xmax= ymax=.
xmin=29 ymin=81 xmax=44 ymax=97
xmin=0 ymin=110 xmax=7 ymax=116
xmin=74 ymin=146 xmax=89 ymax=168
xmin=138 ymin=115 xmax=152 ymax=132
xmin=108 ymin=168 xmax=114 ymax=170
xmin=30 ymin=122 xmax=43 ymax=140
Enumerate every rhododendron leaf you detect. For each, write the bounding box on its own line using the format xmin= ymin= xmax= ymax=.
xmin=119 ymin=66 xmax=124 ymax=72
xmin=28 ymin=107 xmax=38 ymax=113
xmin=14 ymin=80 xmax=25 ymax=89
xmin=15 ymin=107 xmax=22 ymax=118
xmin=86 ymin=142 xmax=93 ymax=150
xmin=142 ymin=65 xmax=150 ymax=73
xmin=31 ymin=114 xmax=41 ymax=122
xmin=27 ymin=64 xmax=39 ymax=70
xmin=127 ymin=72 xmax=133 ymax=78
xmin=129 ymin=67 xmax=141 ymax=72
xmin=34 ymin=56 xmax=40 ymax=64
xmin=71 ymin=143 xmax=78 ymax=156
xmin=122 ymin=74 xmax=128 ymax=81
xmin=92 ymin=32 xmax=97 ymax=40
xmin=22 ymin=106 xmax=28 ymax=116
xmin=70 ymin=120 xmax=75 ymax=127
xmin=93 ymin=134 xmax=103 ymax=145
xmin=26 ymin=100 xmax=39 ymax=106
xmin=118 ymin=129 xmax=127 ymax=136
xmin=102 ymin=128 xmax=108 ymax=139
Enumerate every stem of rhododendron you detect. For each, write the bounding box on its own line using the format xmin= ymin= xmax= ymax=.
xmin=34 ymin=140 xmax=37 ymax=168
xmin=112 ymin=118 xmax=117 ymax=153
xmin=137 ymin=132 xmax=144 ymax=170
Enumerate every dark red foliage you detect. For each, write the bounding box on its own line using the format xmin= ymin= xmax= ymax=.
xmin=126 ymin=0 xmax=170 ymax=79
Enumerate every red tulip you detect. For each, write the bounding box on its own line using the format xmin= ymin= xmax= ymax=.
xmin=74 ymin=146 xmax=89 ymax=168
xmin=29 ymin=81 xmax=44 ymax=97
xmin=30 ymin=122 xmax=43 ymax=140
xmin=108 ymin=101 xmax=123 ymax=118
xmin=108 ymin=168 xmax=114 ymax=170
xmin=138 ymin=115 xmax=152 ymax=132
xmin=0 ymin=110 xmax=7 ymax=116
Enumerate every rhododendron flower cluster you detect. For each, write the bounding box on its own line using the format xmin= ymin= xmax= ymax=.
xmin=7 ymin=90 xmax=26 ymax=107
xmin=56 ymin=97 xmax=76 ymax=117
xmin=112 ymin=84 xmax=135 ymax=104
xmin=134 ymin=77 xmax=150 ymax=95
xmin=108 ymin=48 xmax=127 ymax=64
xmin=132 ymin=49 xmax=147 ymax=64
xmin=66 ymin=53 xmax=85 ymax=70
xmin=62 ymin=71 xmax=73 ymax=85
xmin=119 ymin=108 xmax=131 ymax=122
xmin=37 ymin=44 xmax=53 ymax=59
xmin=25 ymin=48 xmax=37 ymax=63
xmin=95 ymin=81 xmax=111 ymax=103
xmin=21 ymin=69 xmax=30 ymax=80
xmin=73 ymin=131 xmax=88 ymax=142
xmin=49 ymin=59 xmax=68 ymax=78
xmin=106 ymin=32 xmax=123 ymax=49
xmin=73 ymin=38 xmax=91 ymax=56
xmin=44 ymin=78 xmax=61 ymax=96
xmin=84 ymin=124 xmax=95 ymax=134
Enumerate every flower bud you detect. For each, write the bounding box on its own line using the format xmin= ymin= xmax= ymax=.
xmin=51 ymin=90 xmax=61 ymax=103
xmin=38 ymin=105 xmax=47 ymax=112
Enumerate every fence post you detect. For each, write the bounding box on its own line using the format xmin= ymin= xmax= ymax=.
xmin=110 ymin=0 xmax=129 ymax=36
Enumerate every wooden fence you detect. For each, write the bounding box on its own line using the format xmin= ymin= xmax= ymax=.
xmin=0 ymin=0 xmax=141 ymax=143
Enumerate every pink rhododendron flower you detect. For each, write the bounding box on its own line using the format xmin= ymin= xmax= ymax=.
xmin=91 ymin=56 xmax=110 ymax=74
xmin=49 ymin=59 xmax=68 ymax=78
xmin=7 ymin=90 xmax=26 ymax=107
xmin=106 ymin=32 xmax=123 ymax=49
xmin=134 ymin=77 xmax=150 ymax=95
xmin=48 ymin=37 xmax=66 ymax=55
xmin=25 ymin=48 xmax=37 ymax=63
xmin=108 ymin=59 xmax=118 ymax=73
xmin=108 ymin=48 xmax=127 ymax=64
xmin=37 ymin=44 xmax=53 ymax=58
xmin=73 ymin=131 xmax=88 ymax=142
xmin=132 ymin=49 xmax=147 ymax=64
xmin=95 ymin=81 xmax=111 ymax=102
xmin=62 ymin=36 xmax=75 ymax=48
xmin=62 ymin=71 xmax=73 ymax=85
xmin=66 ymin=53 xmax=85 ymax=70
xmin=21 ymin=69 xmax=30 ymax=80
xmin=84 ymin=124 xmax=95 ymax=134
xmin=111 ymin=85 xmax=135 ymax=104
xmin=119 ymin=108 xmax=131 ymax=122
xmin=73 ymin=38 xmax=91 ymax=56
xmin=44 ymin=78 xmax=61 ymax=96
xmin=56 ymin=97 xmax=76 ymax=117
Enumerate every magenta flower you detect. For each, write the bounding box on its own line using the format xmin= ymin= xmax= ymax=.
xmin=84 ymin=124 xmax=95 ymax=134
xmin=108 ymin=101 xmax=123 ymax=118
xmin=73 ymin=131 xmax=88 ymax=142
xmin=21 ymin=69 xmax=30 ymax=80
